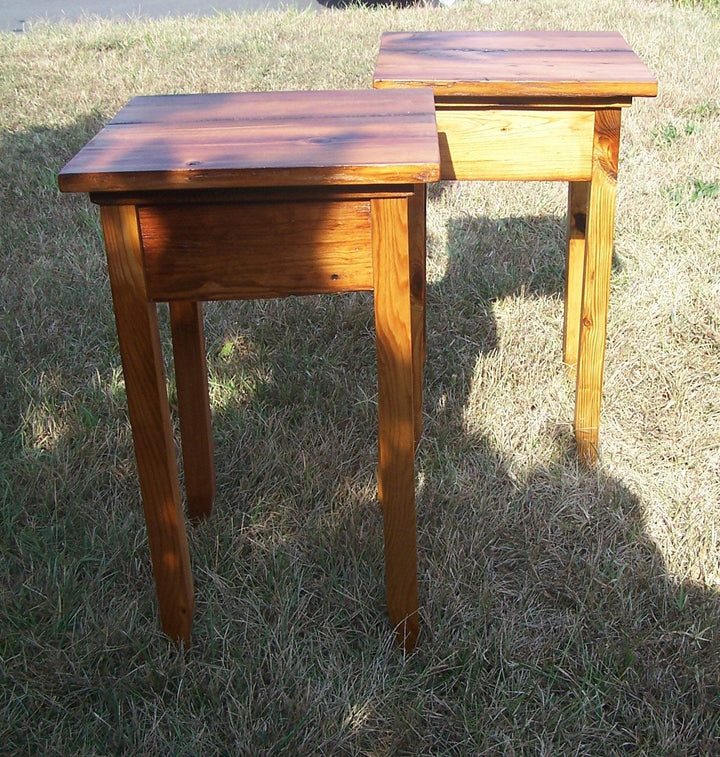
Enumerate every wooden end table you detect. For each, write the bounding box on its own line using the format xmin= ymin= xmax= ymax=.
xmin=374 ymin=31 xmax=657 ymax=463
xmin=59 ymin=89 xmax=440 ymax=649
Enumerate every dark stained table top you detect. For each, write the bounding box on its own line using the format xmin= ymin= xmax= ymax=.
xmin=373 ymin=31 xmax=658 ymax=100
xmin=58 ymin=89 xmax=441 ymax=194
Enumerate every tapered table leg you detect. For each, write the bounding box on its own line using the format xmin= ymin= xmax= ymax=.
xmin=372 ymin=195 xmax=419 ymax=651
xmin=575 ymin=109 xmax=621 ymax=465
xmin=170 ymin=301 xmax=216 ymax=521
xmin=101 ymin=205 xmax=194 ymax=645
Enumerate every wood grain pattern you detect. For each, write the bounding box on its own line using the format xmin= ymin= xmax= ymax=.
xmin=58 ymin=90 xmax=440 ymax=193
xmin=372 ymin=196 xmax=419 ymax=651
xmin=575 ymin=110 xmax=621 ymax=465
xmin=435 ymin=108 xmax=594 ymax=181
xmin=373 ymin=32 xmax=656 ymax=466
xmin=564 ymin=181 xmax=590 ymax=374
xmin=139 ymin=200 xmax=373 ymax=300
xmin=100 ymin=204 xmax=194 ymax=644
xmin=170 ymin=301 xmax=215 ymax=521
xmin=60 ymin=90 xmax=441 ymax=648
xmin=409 ymin=185 xmax=426 ymax=447
xmin=373 ymin=31 xmax=658 ymax=100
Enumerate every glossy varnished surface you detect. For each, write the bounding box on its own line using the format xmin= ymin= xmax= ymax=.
xmin=58 ymin=89 xmax=440 ymax=193
xmin=373 ymin=29 xmax=658 ymax=466
xmin=373 ymin=31 xmax=658 ymax=100
xmin=59 ymin=87 xmax=433 ymax=648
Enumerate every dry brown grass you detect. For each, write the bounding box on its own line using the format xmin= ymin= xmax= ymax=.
xmin=1 ymin=0 xmax=719 ymax=753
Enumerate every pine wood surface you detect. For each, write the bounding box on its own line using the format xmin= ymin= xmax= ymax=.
xmin=371 ymin=195 xmax=420 ymax=650
xmin=139 ymin=199 xmax=374 ymax=301
xmin=564 ymin=181 xmax=590 ymax=374
xmin=58 ymin=89 xmax=440 ymax=193
xmin=100 ymin=204 xmax=195 ymax=645
xmin=96 ymin=185 xmax=427 ymax=649
xmin=169 ymin=300 xmax=215 ymax=522
xmin=435 ymin=108 xmax=595 ymax=181
xmin=373 ymin=31 xmax=658 ymax=100
xmin=575 ymin=109 xmax=621 ymax=465
xmin=408 ymin=186 xmax=427 ymax=448
xmin=59 ymin=88 xmax=438 ymax=648
xmin=372 ymin=30 xmax=656 ymax=467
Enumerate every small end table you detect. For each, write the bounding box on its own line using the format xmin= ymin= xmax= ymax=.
xmin=374 ymin=31 xmax=657 ymax=463
xmin=59 ymin=89 xmax=440 ymax=649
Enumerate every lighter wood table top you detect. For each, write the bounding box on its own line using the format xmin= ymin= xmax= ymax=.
xmin=373 ymin=30 xmax=657 ymax=467
xmin=373 ymin=31 xmax=658 ymax=101
xmin=58 ymin=89 xmax=440 ymax=193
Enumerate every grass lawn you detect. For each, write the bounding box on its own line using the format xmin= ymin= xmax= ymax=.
xmin=1 ymin=0 xmax=719 ymax=753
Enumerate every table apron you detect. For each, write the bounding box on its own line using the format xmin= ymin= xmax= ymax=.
xmin=435 ymin=108 xmax=596 ymax=181
xmin=137 ymin=198 xmax=377 ymax=301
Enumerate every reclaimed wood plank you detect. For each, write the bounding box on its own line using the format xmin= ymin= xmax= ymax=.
xmin=373 ymin=31 xmax=658 ymax=100
xmin=58 ymin=90 xmax=441 ymax=193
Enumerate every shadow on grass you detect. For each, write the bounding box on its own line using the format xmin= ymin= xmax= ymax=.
xmin=2 ymin=118 xmax=719 ymax=753
xmin=411 ymin=200 xmax=720 ymax=747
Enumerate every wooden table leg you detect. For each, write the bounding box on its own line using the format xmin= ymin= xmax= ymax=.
xmin=101 ymin=205 xmax=194 ymax=645
xmin=564 ymin=181 xmax=590 ymax=376
xmin=170 ymin=301 xmax=216 ymax=521
xmin=575 ymin=109 xmax=621 ymax=465
xmin=372 ymin=195 xmax=419 ymax=651
xmin=409 ymin=185 xmax=427 ymax=449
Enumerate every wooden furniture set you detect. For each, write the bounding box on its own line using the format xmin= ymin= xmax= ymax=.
xmin=59 ymin=32 xmax=657 ymax=649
